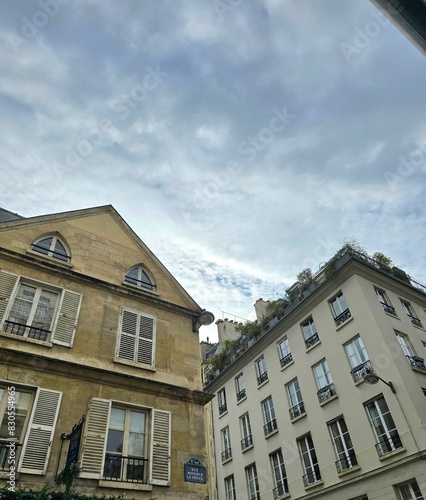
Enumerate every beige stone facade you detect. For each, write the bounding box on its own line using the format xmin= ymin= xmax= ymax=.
xmin=0 ymin=205 xmax=212 ymax=499
xmin=205 ymin=253 xmax=426 ymax=499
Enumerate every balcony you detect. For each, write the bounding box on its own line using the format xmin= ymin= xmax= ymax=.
xmin=257 ymin=372 xmax=268 ymax=385
xmin=305 ymin=332 xmax=320 ymax=349
xmin=263 ymin=419 xmax=278 ymax=436
xmin=221 ymin=447 xmax=232 ymax=462
xmin=273 ymin=481 xmax=289 ymax=499
xmin=334 ymin=308 xmax=351 ymax=326
xmin=280 ymin=353 xmax=293 ymax=368
xmin=407 ymin=314 xmax=422 ymax=328
xmin=103 ymin=454 xmax=148 ymax=483
xmin=407 ymin=355 xmax=426 ymax=371
xmin=236 ymin=389 xmax=246 ymax=401
xmin=302 ymin=468 xmax=321 ymax=487
xmin=375 ymin=434 xmax=403 ymax=457
xmin=3 ymin=320 xmax=50 ymax=341
xmin=0 ymin=442 xmax=22 ymax=472
xmin=317 ymin=383 xmax=336 ymax=403
xmin=350 ymin=360 xmax=373 ymax=382
xmin=241 ymin=435 xmax=253 ymax=450
xmin=379 ymin=302 xmax=396 ymax=316
xmin=219 ymin=403 xmax=227 ymax=415
xmin=289 ymin=402 xmax=305 ymax=420
xmin=335 ymin=452 xmax=358 ymax=473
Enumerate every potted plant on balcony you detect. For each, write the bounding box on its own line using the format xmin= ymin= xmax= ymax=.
xmin=371 ymin=252 xmax=393 ymax=271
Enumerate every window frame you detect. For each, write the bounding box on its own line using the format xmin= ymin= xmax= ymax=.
xmin=221 ymin=426 xmax=232 ymax=462
xmin=224 ymin=474 xmax=236 ymax=500
xmin=262 ymin=396 xmax=277 ymax=436
xmin=256 ymin=356 xmax=268 ymax=385
xmin=124 ymin=265 xmax=156 ymax=291
xmin=375 ymin=287 xmax=396 ymax=316
xmin=235 ymin=373 xmax=246 ymax=401
xmin=365 ymin=396 xmax=402 ymax=456
xmin=401 ymin=300 xmax=423 ymax=327
xmin=218 ymin=388 xmax=227 ymax=416
xmin=30 ymin=234 xmax=71 ymax=263
xmin=298 ymin=433 xmax=321 ymax=486
xmin=240 ymin=412 xmax=253 ymax=450
xmin=398 ymin=479 xmax=424 ymax=500
xmin=287 ymin=378 xmax=305 ymax=419
xmin=301 ymin=317 xmax=319 ymax=348
xmin=328 ymin=417 xmax=357 ymax=473
xmin=330 ymin=292 xmax=351 ymax=325
xmin=277 ymin=337 xmax=292 ymax=368
xmin=270 ymin=449 xmax=288 ymax=498
xmin=245 ymin=463 xmax=260 ymax=500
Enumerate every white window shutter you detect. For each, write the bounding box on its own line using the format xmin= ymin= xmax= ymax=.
xmin=0 ymin=270 xmax=19 ymax=323
xmin=150 ymin=409 xmax=171 ymax=486
xmin=80 ymin=398 xmax=110 ymax=479
xmin=137 ymin=314 xmax=155 ymax=365
xmin=118 ymin=309 xmax=138 ymax=361
xmin=51 ymin=289 xmax=82 ymax=347
xmin=18 ymin=389 xmax=62 ymax=475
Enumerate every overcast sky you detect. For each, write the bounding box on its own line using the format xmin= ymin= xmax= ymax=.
xmin=1 ymin=0 xmax=425 ymax=342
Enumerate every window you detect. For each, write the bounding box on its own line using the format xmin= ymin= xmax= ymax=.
xmin=301 ymin=318 xmax=320 ymax=348
xmin=330 ymin=292 xmax=351 ymax=325
xmin=345 ymin=336 xmax=372 ymax=382
xmin=240 ymin=413 xmax=253 ymax=450
xmin=262 ymin=397 xmax=277 ymax=436
xmin=328 ymin=417 xmax=357 ymax=473
xmin=221 ymin=427 xmax=232 ymax=462
xmin=375 ymin=288 xmax=396 ymax=316
xmin=80 ymin=398 xmax=171 ymax=486
xmin=287 ymin=379 xmax=305 ymax=420
xmin=256 ymin=356 xmax=268 ymax=385
xmin=398 ymin=480 xmax=424 ymax=499
xmin=0 ymin=384 xmax=61 ymax=476
xmin=277 ymin=337 xmax=292 ymax=368
xmin=401 ymin=301 xmax=423 ymax=328
xmin=270 ymin=449 xmax=288 ymax=499
xmin=0 ymin=271 xmax=82 ymax=347
xmin=218 ymin=388 xmax=227 ymax=415
xmin=245 ymin=463 xmax=260 ymax=500
xmin=313 ymin=359 xmax=336 ymax=403
xmin=31 ymin=234 xmax=70 ymax=262
xmin=235 ymin=373 xmax=246 ymax=401
xmin=104 ymin=406 xmax=148 ymax=482
xmin=224 ymin=475 xmax=236 ymax=500
xmin=116 ymin=308 xmax=156 ymax=366
xmin=365 ymin=397 xmax=402 ymax=456
xmin=298 ymin=434 xmax=321 ymax=486
xmin=396 ymin=332 xmax=426 ymax=371
xmin=124 ymin=266 xmax=155 ymax=291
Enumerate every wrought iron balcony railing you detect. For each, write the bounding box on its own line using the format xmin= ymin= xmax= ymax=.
xmin=289 ymin=402 xmax=305 ymax=420
xmin=375 ymin=434 xmax=403 ymax=457
xmin=0 ymin=442 xmax=22 ymax=471
xmin=221 ymin=447 xmax=232 ymax=462
xmin=280 ymin=353 xmax=293 ymax=368
xmin=263 ymin=419 xmax=278 ymax=436
xmin=273 ymin=481 xmax=289 ymax=499
xmin=407 ymin=314 xmax=422 ymax=328
xmin=103 ymin=454 xmax=148 ymax=483
xmin=379 ymin=302 xmax=396 ymax=315
xmin=3 ymin=320 xmax=50 ymax=341
xmin=317 ymin=383 xmax=336 ymax=403
xmin=334 ymin=308 xmax=351 ymax=326
xmin=236 ymin=389 xmax=246 ymax=401
xmin=219 ymin=403 xmax=227 ymax=415
xmin=350 ymin=360 xmax=373 ymax=382
xmin=302 ymin=468 xmax=321 ymax=487
xmin=257 ymin=371 xmax=268 ymax=385
xmin=305 ymin=332 xmax=320 ymax=349
xmin=335 ymin=452 xmax=358 ymax=473
xmin=241 ymin=435 xmax=253 ymax=450
xmin=407 ymin=356 xmax=426 ymax=371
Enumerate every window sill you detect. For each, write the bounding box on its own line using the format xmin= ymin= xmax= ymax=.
xmin=265 ymin=429 xmax=279 ymax=439
xmin=0 ymin=331 xmax=52 ymax=347
xmin=219 ymin=410 xmax=228 ymax=419
xmin=384 ymin=311 xmax=400 ymax=320
xmin=378 ymin=447 xmax=405 ymax=461
xmin=337 ymin=465 xmax=360 ymax=477
xmin=113 ymin=357 xmax=156 ymax=371
xmin=336 ymin=316 xmax=354 ymax=330
xmin=319 ymin=394 xmax=338 ymax=407
xmin=281 ymin=360 xmax=294 ymax=371
xmin=304 ymin=480 xmax=323 ymax=490
xmin=411 ymin=323 xmax=425 ymax=332
xmin=242 ymin=444 xmax=254 ymax=453
xmin=222 ymin=457 xmax=233 ymax=465
xmin=306 ymin=341 xmax=321 ymax=353
xmin=26 ymin=249 xmax=73 ymax=268
xmin=290 ymin=412 xmax=307 ymax=424
xmin=237 ymin=396 xmax=247 ymax=405
xmin=99 ymin=480 xmax=152 ymax=491
xmin=257 ymin=379 xmax=269 ymax=389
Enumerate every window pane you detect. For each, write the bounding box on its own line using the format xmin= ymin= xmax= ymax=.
xmin=128 ymin=432 xmax=145 ymax=456
xmin=32 ymin=290 xmax=58 ymax=330
xmin=9 ymin=284 xmax=36 ymax=324
xmin=106 ymin=429 xmax=124 ymax=453
xmin=110 ymin=408 xmax=126 ymax=429
xmin=34 ymin=237 xmax=52 ymax=254
xmin=130 ymin=411 xmax=145 ymax=433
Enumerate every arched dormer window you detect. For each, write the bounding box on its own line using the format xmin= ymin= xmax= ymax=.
xmin=31 ymin=234 xmax=70 ymax=263
xmin=124 ymin=265 xmax=155 ymax=291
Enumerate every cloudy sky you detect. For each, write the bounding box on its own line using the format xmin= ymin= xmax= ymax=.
xmin=1 ymin=0 xmax=425 ymax=341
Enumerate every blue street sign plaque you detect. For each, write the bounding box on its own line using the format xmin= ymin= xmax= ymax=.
xmin=184 ymin=458 xmax=206 ymax=484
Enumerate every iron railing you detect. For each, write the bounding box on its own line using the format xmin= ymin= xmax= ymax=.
xmin=280 ymin=353 xmax=293 ymax=368
xmin=334 ymin=308 xmax=351 ymax=326
xmin=351 ymin=360 xmax=373 ymax=382
xmin=3 ymin=320 xmax=50 ymax=341
xmin=273 ymin=481 xmax=289 ymax=499
xmin=289 ymin=402 xmax=305 ymax=420
xmin=263 ymin=419 xmax=278 ymax=436
xmin=407 ymin=314 xmax=422 ymax=328
xmin=257 ymin=372 xmax=268 ymax=385
xmin=0 ymin=442 xmax=21 ymax=471
xmin=335 ymin=452 xmax=358 ymax=473
xmin=379 ymin=302 xmax=396 ymax=316
xmin=305 ymin=332 xmax=320 ymax=349
xmin=375 ymin=434 xmax=403 ymax=456
xmin=219 ymin=403 xmax=227 ymax=415
xmin=236 ymin=389 xmax=246 ymax=401
xmin=221 ymin=448 xmax=232 ymax=462
xmin=407 ymin=356 xmax=426 ymax=371
xmin=103 ymin=454 xmax=148 ymax=483
xmin=302 ymin=468 xmax=321 ymax=487
xmin=317 ymin=383 xmax=336 ymax=403
xmin=241 ymin=435 xmax=253 ymax=450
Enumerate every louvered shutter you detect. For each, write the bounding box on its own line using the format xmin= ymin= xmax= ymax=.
xmin=80 ymin=398 xmax=110 ymax=479
xmin=51 ymin=289 xmax=82 ymax=347
xmin=118 ymin=309 xmax=138 ymax=361
xmin=149 ymin=409 xmax=171 ymax=486
xmin=137 ymin=314 xmax=155 ymax=365
xmin=18 ymin=389 xmax=62 ymax=475
xmin=0 ymin=270 xmax=19 ymax=323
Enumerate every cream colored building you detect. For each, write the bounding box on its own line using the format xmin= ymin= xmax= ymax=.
xmin=0 ymin=205 xmax=212 ymax=499
xmin=204 ymin=251 xmax=426 ymax=500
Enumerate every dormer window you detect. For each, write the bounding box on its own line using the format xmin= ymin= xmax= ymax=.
xmin=31 ymin=235 xmax=70 ymax=263
xmin=124 ymin=266 xmax=155 ymax=291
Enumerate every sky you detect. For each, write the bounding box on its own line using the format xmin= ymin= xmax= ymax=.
xmin=0 ymin=0 xmax=425 ymax=342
